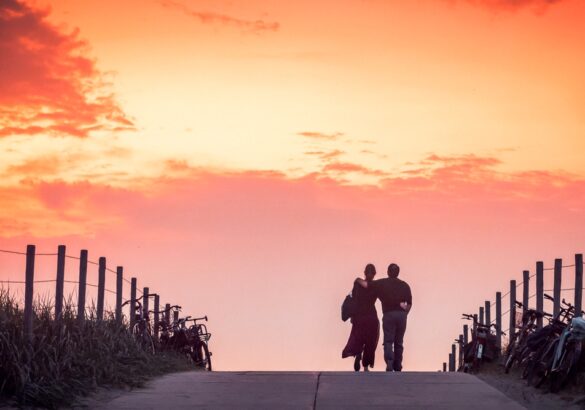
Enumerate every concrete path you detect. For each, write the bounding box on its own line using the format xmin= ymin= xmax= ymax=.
xmin=86 ymin=371 xmax=525 ymax=409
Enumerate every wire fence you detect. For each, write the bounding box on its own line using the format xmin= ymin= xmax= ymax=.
xmin=0 ymin=245 xmax=167 ymax=338
xmin=446 ymin=254 xmax=585 ymax=372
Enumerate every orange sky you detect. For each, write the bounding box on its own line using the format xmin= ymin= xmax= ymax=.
xmin=1 ymin=0 xmax=585 ymax=371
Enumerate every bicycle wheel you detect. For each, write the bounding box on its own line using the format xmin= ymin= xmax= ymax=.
xmin=504 ymin=334 xmax=518 ymax=374
xmin=521 ymin=350 xmax=536 ymax=380
xmin=527 ymin=340 xmax=556 ymax=388
xmin=521 ymin=357 xmax=533 ymax=380
xmin=549 ymin=341 xmax=581 ymax=393
xmin=193 ymin=342 xmax=212 ymax=371
xmin=201 ymin=342 xmax=212 ymax=371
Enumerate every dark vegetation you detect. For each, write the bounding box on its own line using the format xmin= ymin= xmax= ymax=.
xmin=0 ymin=290 xmax=193 ymax=409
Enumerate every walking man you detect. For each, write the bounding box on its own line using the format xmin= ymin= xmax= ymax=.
xmin=356 ymin=263 xmax=412 ymax=371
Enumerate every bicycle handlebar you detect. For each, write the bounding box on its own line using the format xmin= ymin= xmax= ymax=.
xmin=121 ymin=299 xmax=143 ymax=309
xmin=148 ymin=305 xmax=181 ymax=315
xmin=562 ymin=298 xmax=574 ymax=308
xmin=185 ymin=316 xmax=208 ymax=323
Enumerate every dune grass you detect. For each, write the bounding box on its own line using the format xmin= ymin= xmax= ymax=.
xmin=0 ymin=289 xmax=193 ymax=409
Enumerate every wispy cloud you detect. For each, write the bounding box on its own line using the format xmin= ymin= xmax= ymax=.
xmin=297 ymin=131 xmax=344 ymax=141
xmin=0 ymin=0 xmax=134 ymax=138
xmin=323 ymin=162 xmax=388 ymax=177
xmin=457 ymin=0 xmax=565 ymax=11
xmin=159 ymin=0 xmax=279 ymax=33
xmin=304 ymin=150 xmax=345 ymax=161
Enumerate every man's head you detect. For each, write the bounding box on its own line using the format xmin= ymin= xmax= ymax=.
xmin=364 ymin=263 xmax=376 ymax=280
xmin=387 ymin=263 xmax=400 ymax=278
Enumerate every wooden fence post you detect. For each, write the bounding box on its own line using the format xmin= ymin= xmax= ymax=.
xmin=496 ymin=292 xmax=502 ymax=351
xmin=97 ymin=257 xmax=106 ymax=321
xmin=130 ymin=277 xmax=137 ymax=328
xmin=450 ymin=345 xmax=456 ymax=371
xmin=523 ymin=270 xmax=529 ymax=312
xmin=575 ymin=254 xmax=583 ymax=315
xmin=143 ymin=287 xmax=149 ymax=320
xmin=24 ymin=244 xmax=36 ymax=343
xmin=165 ymin=303 xmax=171 ymax=325
xmin=485 ymin=301 xmax=491 ymax=326
xmin=509 ymin=280 xmax=516 ymax=336
xmin=154 ymin=294 xmax=160 ymax=341
xmin=463 ymin=324 xmax=469 ymax=346
xmin=553 ymin=259 xmax=562 ymax=318
xmin=443 ymin=362 xmax=447 ymax=372
xmin=536 ymin=261 xmax=544 ymax=328
xmin=458 ymin=334 xmax=464 ymax=370
xmin=479 ymin=307 xmax=484 ymax=325
xmin=77 ymin=250 xmax=88 ymax=323
xmin=473 ymin=314 xmax=478 ymax=334
xmin=173 ymin=309 xmax=179 ymax=325
xmin=55 ymin=245 xmax=66 ymax=321
xmin=116 ymin=266 xmax=123 ymax=324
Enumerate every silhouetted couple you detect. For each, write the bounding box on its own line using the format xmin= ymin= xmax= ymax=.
xmin=342 ymin=263 xmax=412 ymax=372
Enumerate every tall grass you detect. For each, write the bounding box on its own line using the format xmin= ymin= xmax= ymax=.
xmin=0 ymin=289 xmax=193 ymax=408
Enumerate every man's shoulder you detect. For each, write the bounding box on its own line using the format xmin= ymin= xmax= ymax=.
xmin=398 ymin=278 xmax=411 ymax=292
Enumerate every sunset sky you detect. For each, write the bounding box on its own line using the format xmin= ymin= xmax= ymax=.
xmin=1 ymin=0 xmax=585 ymax=371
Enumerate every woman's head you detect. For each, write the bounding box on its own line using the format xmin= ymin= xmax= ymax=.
xmin=364 ymin=263 xmax=376 ymax=280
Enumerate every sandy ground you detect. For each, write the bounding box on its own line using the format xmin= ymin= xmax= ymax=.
xmin=476 ymin=361 xmax=585 ymax=409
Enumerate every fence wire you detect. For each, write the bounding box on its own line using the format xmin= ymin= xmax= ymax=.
xmin=451 ymin=257 xmax=585 ymax=369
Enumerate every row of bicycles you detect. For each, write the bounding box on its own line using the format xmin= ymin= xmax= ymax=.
xmin=459 ymin=293 xmax=585 ymax=393
xmin=121 ymin=295 xmax=213 ymax=371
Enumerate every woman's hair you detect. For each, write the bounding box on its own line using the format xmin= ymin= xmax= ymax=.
xmin=364 ymin=263 xmax=376 ymax=277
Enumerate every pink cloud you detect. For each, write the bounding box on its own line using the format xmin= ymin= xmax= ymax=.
xmin=297 ymin=131 xmax=344 ymax=141
xmin=0 ymin=0 xmax=133 ymax=138
xmin=304 ymin=150 xmax=345 ymax=161
xmin=159 ymin=0 xmax=279 ymax=33
xmin=457 ymin=0 xmax=565 ymax=11
xmin=323 ymin=161 xmax=388 ymax=177
xmin=2 ymin=156 xmax=585 ymax=372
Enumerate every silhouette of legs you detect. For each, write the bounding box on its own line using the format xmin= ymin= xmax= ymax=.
xmin=382 ymin=311 xmax=408 ymax=371
xmin=343 ymin=315 xmax=379 ymax=371
xmin=392 ymin=313 xmax=407 ymax=371
xmin=362 ymin=316 xmax=379 ymax=369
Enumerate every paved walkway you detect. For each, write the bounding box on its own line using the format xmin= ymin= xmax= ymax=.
xmin=87 ymin=371 xmax=525 ymax=409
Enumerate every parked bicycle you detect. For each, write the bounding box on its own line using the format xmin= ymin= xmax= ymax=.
xmin=524 ymin=294 xmax=584 ymax=391
xmin=504 ymin=301 xmax=549 ymax=374
xmin=186 ymin=316 xmax=212 ymax=371
xmin=549 ymin=313 xmax=585 ymax=392
xmin=156 ymin=304 xmax=182 ymax=347
xmin=121 ymin=299 xmax=155 ymax=354
xmin=461 ymin=313 xmax=500 ymax=373
xmin=122 ymin=299 xmax=213 ymax=370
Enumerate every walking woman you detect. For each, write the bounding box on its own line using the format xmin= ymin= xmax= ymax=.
xmin=342 ymin=263 xmax=380 ymax=371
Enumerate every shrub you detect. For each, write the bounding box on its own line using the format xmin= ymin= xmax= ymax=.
xmin=0 ymin=289 xmax=193 ymax=408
